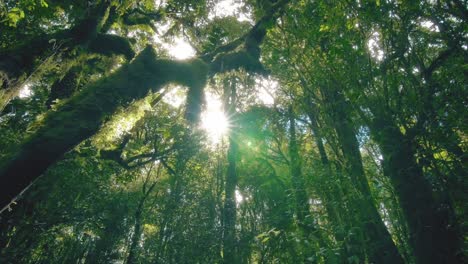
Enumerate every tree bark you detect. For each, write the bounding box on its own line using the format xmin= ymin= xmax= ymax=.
xmin=126 ymin=201 xmax=143 ymax=264
xmin=222 ymin=135 xmax=239 ymax=264
xmin=222 ymin=79 xmax=239 ymax=264
xmin=322 ymin=87 xmax=404 ymax=264
xmin=0 ymin=2 xmax=134 ymax=111
xmin=0 ymin=47 xmax=208 ymax=211
xmin=370 ymin=116 xmax=464 ymax=264
xmin=0 ymin=0 xmax=289 ymax=211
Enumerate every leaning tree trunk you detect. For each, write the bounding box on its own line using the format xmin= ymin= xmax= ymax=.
xmin=0 ymin=0 xmax=289 ymax=213
xmin=370 ymin=116 xmax=464 ymax=264
xmin=0 ymin=2 xmax=134 ymax=111
xmin=322 ymin=87 xmax=404 ymax=264
xmin=0 ymin=47 xmax=208 ymax=211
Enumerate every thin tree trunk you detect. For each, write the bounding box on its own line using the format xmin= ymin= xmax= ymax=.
xmin=288 ymin=106 xmax=311 ymax=231
xmin=222 ymin=135 xmax=239 ymax=264
xmin=222 ymin=79 xmax=239 ymax=264
xmin=126 ymin=201 xmax=143 ymax=264
xmin=126 ymin=168 xmax=159 ymax=264
xmin=288 ymin=105 xmax=321 ymax=263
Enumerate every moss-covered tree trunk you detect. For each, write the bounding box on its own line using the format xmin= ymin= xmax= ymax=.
xmin=0 ymin=2 xmax=134 ymax=111
xmin=0 ymin=0 xmax=288 ymax=212
xmin=0 ymin=47 xmax=208 ymax=211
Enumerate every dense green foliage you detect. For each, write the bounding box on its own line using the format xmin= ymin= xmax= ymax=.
xmin=0 ymin=0 xmax=466 ymax=263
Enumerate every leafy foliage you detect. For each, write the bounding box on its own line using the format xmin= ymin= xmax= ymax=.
xmin=0 ymin=0 xmax=466 ymax=263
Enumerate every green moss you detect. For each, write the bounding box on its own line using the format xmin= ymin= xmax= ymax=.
xmin=185 ymin=83 xmax=205 ymax=123
xmin=88 ymin=34 xmax=135 ymax=60
xmin=209 ymin=50 xmax=266 ymax=75
xmin=0 ymin=45 xmax=214 ymax=207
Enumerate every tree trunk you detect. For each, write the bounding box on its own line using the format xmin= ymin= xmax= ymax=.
xmin=288 ymin=106 xmax=311 ymax=230
xmin=46 ymin=65 xmax=83 ymax=108
xmin=0 ymin=0 xmax=287 ymax=211
xmin=126 ymin=201 xmax=143 ymax=264
xmin=221 ymin=78 xmax=240 ymax=264
xmin=288 ymin=105 xmax=321 ymax=263
xmin=371 ymin=116 xmax=464 ymax=264
xmin=0 ymin=47 xmax=208 ymax=211
xmin=306 ymin=108 xmax=352 ymax=264
xmin=222 ymin=135 xmax=239 ymax=264
xmin=323 ymin=87 xmax=404 ymax=264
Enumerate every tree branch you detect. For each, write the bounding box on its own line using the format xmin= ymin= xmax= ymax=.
xmin=0 ymin=0 xmax=291 ymax=211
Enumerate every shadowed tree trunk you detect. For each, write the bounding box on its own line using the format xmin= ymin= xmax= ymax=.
xmin=305 ymin=104 xmax=351 ymax=264
xmin=0 ymin=0 xmax=290 ymax=212
xmin=288 ymin=105 xmax=321 ymax=263
xmin=370 ymin=115 xmax=464 ymax=264
xmin=322 ymin=86 xmax=404 ymax=264
xmin=222 ymin=78 xmax=239 ymax=264
xmin=222 ymin=135 xmax=239 ymax=264
xmin=0 ymin=1 xmax=134 ymax=111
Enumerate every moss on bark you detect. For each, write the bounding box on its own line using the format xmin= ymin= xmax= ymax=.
xmin=0 ymin=46 xmax=208 ymax=210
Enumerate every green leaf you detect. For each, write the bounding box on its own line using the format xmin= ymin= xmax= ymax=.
xmin=319 ymin=24 xmax=329 ymax=32
xmin=40 ymin=0 xmax=49 ymax=8
xmin=7 ymin=8 xmax=25 ymax=27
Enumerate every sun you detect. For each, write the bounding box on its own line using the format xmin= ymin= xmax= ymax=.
xmin=201 ymin=93 xmax=229 ymax=143
xmin=202 ymin=110 xmax=229 ymax=142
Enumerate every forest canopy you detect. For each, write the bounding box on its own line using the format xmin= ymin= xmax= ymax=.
xmin=0 ymin=0 xmax=466 ymax=263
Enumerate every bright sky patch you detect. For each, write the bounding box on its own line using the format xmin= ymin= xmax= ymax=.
xmin=18 ymin=83 xmax=33 ymax=98
xmin=162 ymin=86 xmax=186 ymax=107
xmin=211 ymin=0 xmax=253 ymax=23
xmin=167 ymin=37 xmax=196 ymax=60
xmin=255 ymin=77 xmax=278 ymax=106
xmin=367 ymin=31 xmax=384 ymax=61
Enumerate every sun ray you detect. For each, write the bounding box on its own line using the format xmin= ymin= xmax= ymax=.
xmin=201 ymin=92 xmax=229 ymax=144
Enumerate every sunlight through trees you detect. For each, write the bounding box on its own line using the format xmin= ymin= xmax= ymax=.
xmin=0 ymin=0 xmax=466 ymax=263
